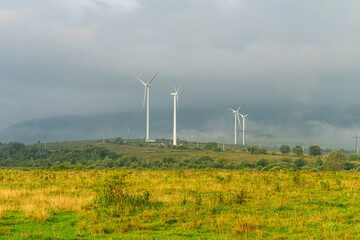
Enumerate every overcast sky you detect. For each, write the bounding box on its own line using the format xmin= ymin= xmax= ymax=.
xmin=1 ymin=0 xmax=360 ymax=147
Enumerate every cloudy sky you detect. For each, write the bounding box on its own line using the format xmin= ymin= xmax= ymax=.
xmin=1 ymin=0 xmax=360 ymax=148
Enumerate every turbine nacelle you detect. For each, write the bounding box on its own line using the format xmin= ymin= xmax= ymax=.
xmin=239 ymin=113 xmax=249 ymax=118
xmin=137 ymin=73 xmax=159 ymax=109
xmin=171 ymin=85 xmax=180 ymax=95
xmin=136 ymin=72 xmax=159 ymax=141
xmin=228 ymin=105 xmax=241 ymax=114
xmin=171 ymin=85 xmax=180 ymax=109
xmin=137 ymin=72 xmax=159 ymax=88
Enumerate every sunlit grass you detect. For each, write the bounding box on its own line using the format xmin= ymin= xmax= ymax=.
xmin=1 ymin=169 xmax=359 ymax=239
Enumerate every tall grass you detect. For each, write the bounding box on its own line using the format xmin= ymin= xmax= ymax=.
xmin=1 ymin=169 xmax=360 ymax=238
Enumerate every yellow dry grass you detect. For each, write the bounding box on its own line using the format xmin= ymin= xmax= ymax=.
xmin=1 ymin=169 xmax=360 ymax=239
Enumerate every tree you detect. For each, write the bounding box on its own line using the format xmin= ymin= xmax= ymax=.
xmin=279 ymin=145 xmax=290 ymax=154
xmin=113 ymin=137 xmax=124 ymax=145
xmin=247 ymin=146 xmax=267 ymax=155
xmin=256 ymin=158 xmax=269 ymax=167
xmin=324 ymin=150 xmax=345 ymax=171
xmin=292 ymin=145 xmax=303 ymax=156
xmin=204 ymin=142 xmax=221 ymax=152
xmin=309 ymin=145 xmax=321 ymax=156
xmin=294 ymin=158 xmax=307 ymax=169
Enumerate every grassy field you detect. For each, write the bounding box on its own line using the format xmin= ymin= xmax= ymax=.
xmin=44 ymin=139 xmax=316 ymax=165
xmin=1 ymin=168 xmax=360 ymax=239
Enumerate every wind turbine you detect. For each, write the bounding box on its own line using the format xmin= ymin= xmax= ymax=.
xmin=137 ymin=73 xmax=158 ymax=142
xmin=239 ymin=113 xmax=249 ymax=146
xmin=228 ymin=106 xmax=242 ymax=145
xmin=171 ymin=85 xmax=180 ymax=145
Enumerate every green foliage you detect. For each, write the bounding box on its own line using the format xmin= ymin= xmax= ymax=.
xmin=4 ymin=169 xmax=360 ymax=238
xmin=53 ymin=163 xmax=68 ymax=171
xmin=204 ymin=142 xmax=217 ymax=150
xmin=344 ymin=162 xmax=356 ymax=170
xmin=324 ymin=150 xmax=345 ymax=171
xmin=293 ymin=145 xmax=303 ymax=156
xmin=316 ymin=157 xmax=323 ymax=166
xmin=256 ymin=158 xmax=269 ymax=168
xmin=1 ymin=140 xmax=358 ymax=173
xmin=247 ymin=146 xmax=267 ymax=155
xmin=309 ymin=145 xmax=322 ymax=156
xmin=113 ymin=137 xmax=124 ymax=145
xmin=204 ymin=142 xmax=221 ymax=152
xmin=346 ymin=153 xmax=360 ymax=161
xmin=294 ymin=158 xmax=307 ymax=169
xmin=94 ymin=172 xmax=156 ymax=214
xmin=279 ymin=145 xmax=290 ymax=154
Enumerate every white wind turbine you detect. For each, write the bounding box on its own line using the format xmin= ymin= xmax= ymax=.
xmin=171 ymin=85 xmax=180 ymax=145
xmin=228 ymin=106 xmax=242 ymax=145
xmin=239 ymin=113 xmax=249 ymax=146
xmin=137 ymin=73 xmax=159 ymax=142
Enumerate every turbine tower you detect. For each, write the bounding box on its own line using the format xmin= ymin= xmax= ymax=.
xmin=171 ymin=85 xmax=180 ymax=145
xmin=137 ymin=73 xmax=158 ymax=142
xmin=239 ymin=113 xmax=249 ymax=146
xmin=228 ymin=106 xmax=242 ymax=145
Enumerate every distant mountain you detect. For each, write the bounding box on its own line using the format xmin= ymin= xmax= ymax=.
xmin=1 ymin=104 xmax=359 ymax=150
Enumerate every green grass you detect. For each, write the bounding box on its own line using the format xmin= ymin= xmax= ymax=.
xmin=2 ymin=169 xmax=360 ymax=239
xmin=43 ymin=138 xmax=315 ymax=165
xmin=0 ymin=211 xmax=86 ymax=239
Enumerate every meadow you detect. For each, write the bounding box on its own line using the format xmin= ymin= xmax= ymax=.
xmin=1 ymin=168 xmax=360 ymax=239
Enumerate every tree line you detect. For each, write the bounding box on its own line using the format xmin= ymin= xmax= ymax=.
xmin=0 ymin=141 xmax=358 ymax=171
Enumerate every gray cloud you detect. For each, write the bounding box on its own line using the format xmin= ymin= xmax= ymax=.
xmin=0 ymin=1 xmax=360 ymax=148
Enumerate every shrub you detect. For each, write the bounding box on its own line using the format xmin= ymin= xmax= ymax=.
xmin=324 ymin=150 xmax=345 ymax=171
xmin=316 ymin=157 xmax=323 ymax=166
xmin=344 ymin=162 xmax=356 ymax=170
xmin=346 ymin=153 xmax=360 ymax=161
xmin=113 ymin=137 xmax=124 ymax=145
xmin=294 ymin=158 xmax=307 ymax=169
xmin=204 ymin=142 xmax=219 ymax=151
xmin=281 ymin=158 xmax=292 ymax=163
xmin=256 ymin=158 xmax=269 ymax=168
xmin=162 ymin=157 xmax=175 ymax=164
xmin=94 ymin=172 xmax=157 ymax=213
xmin=293 ymin=145 xmax=303 ymax=156
xmin=279 ymin=145 xmax=290 ymax=154
xmin=53 ymin=163 xmax=67 ymax=171
xmin=309 ymin=145 xmax=321 ymax=156
xmin=247 ymin=146 xmax=267 ymax=155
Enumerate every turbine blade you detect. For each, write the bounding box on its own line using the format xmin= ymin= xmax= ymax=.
xmin=177 ymin=95 xmax=179 ymax=110
xmin=177 ymin=84 xmax=181 ymax=92
xmin=143 ymin=87 xmax=146 ymax=108
xmin=237 ymin=105 xmax=242 ymax=112
xmin=147 ymin=72 xmax=159 ymax=86
xmin=244 ymin=114 xmax=249 ymax=118
xmin=137 ymin=76 xmax=146 ymax=86
xmin=228 ymin=108 xmax=235 ymax=112
xmin=237 ymin=114 xmax=242 ymax=129
xmin=173 ymin=85 xmax=177 ymax=92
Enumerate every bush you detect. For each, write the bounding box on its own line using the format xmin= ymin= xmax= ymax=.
xmin=247 ymin=146 xmax=267 ymax=155
xmin=256 ymin=158 xmax=269 ymax=168
xmin=324 ymin=150 xmax=345 ymax=171
xmin=204 ymin=142 xmax=219 ymax=151
xmin=53 ymin=164 xmax=68 ymax=171
xmin=346 ymin=153 xmax=360 ymax=161
xmin=279 ymin=145 xmax=290 ymax=154
xmin=294 ymin=158 xmax=307 ymax=169
xmin=94 ymin=172 xmax=157 ymax=213
xmin=162 ymin=157 xmax=175 ymax=164
xmin=281 ymin=158 xmax=292 ymax=163
xmin=113 ymin=137 xmax=124 ymax=145
xmin=309 ymin=145 xmax=321 ymax=156
xmin=344 ymin=162 xmax=356 ymax=170
xmin=293 ymin=145 xmax=303 ymax=156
